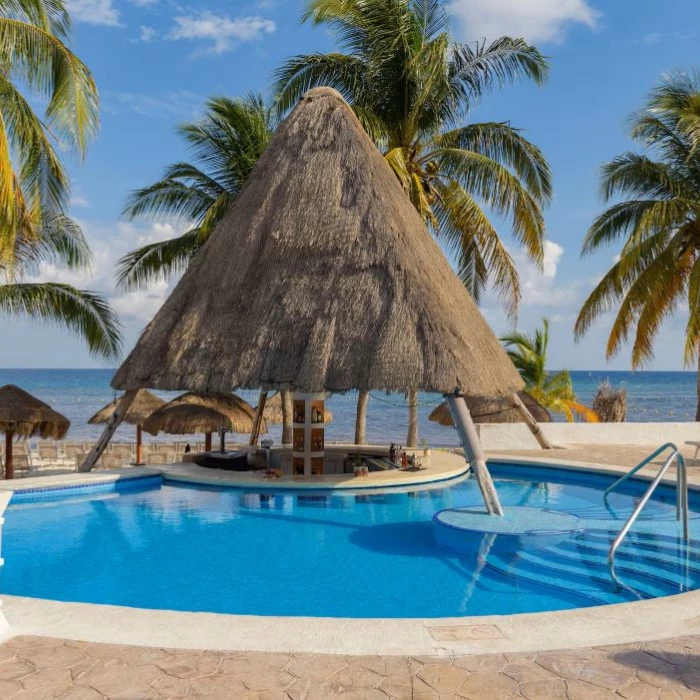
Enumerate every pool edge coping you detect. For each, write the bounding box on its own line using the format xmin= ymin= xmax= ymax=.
xmin=2 ymin=453 xmax=700 ymax=656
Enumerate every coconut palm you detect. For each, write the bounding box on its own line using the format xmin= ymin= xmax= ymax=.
xmin=274 ymin=0 xmax=552 ymax=316
xmin=117 ymin=94 xmax=277 ymax=290
xmin=0 ymin=0 xmax=98 ymax=264
xmin=575 ymin=70 xmax=700 ymax=419
xmin=502 ymin=319 xmax=597 ymax=422
xmin=0 ymin=0 xmax=121 ymax=360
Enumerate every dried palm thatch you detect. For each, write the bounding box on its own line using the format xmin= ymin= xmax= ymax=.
xmin=592 ymin=381 xmax=627 ymax=423
xmin=88 ymin=389 xmax=165 ymax=426
xmin=112 ymin=88 xmax=522 ymax=398
xmin=429 ymin=392 xmax=551 ymax=427
xmin=143 ymin=392 xmax=266 ymax=436
xmin=0 ymin=384 xmax=70 ymax=439
xmin=259 ymin=392 xmax=333 ymax=424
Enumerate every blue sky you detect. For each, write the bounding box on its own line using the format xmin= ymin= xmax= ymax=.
xmin=2 ymin=0 xmax=700 ymax=371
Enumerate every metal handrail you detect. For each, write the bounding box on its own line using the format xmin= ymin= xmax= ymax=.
xmin=608 ymin=444 xmax=689 ymax=587
xmin=604 ymin=442 xmax=679 ymax=499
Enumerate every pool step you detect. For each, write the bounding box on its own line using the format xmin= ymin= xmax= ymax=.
xmin=523 ymin=548 xmax=691 ymax=597
xmin=484 ymin=551 xmax=632 ymax=606
xmin=583 ymin=529 xmax=700 ymax=554
xmin=558 ymin=538 xmax=700 ymax=576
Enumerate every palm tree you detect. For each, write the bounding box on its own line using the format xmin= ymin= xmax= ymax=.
xmin=0 ymin=0 xmax=98 ymax=264
xmin=274 ymin=0 xmax=552 ymax=317
xmin=0 ymin=0 xmax=120 ymax=359
xmin=575 ymin=70 xmax=700 ymax=419
xmin=502 ymin=319 xmax=597 ymax=422
xmin=117 ymin=94 xmax=277 ymax=290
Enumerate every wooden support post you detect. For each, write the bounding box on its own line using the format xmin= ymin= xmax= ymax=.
xmin=446 ymin=394 xmax=504 ymax=516
xmin=219 ymin=429 xmax=226 ymax=454
xmin=204 ymin=432 xmax=212 ymax=452
xmin=281 ymin=390 xmax=293 ymax=445
xmin=135 ymin=425 xmax=143 ymax=465
xmin=511 ymin=393 xmax=553 ymax=450
xmin=406 ymin=389 xmax=418 ymax=447
xmin=4 ymin=431 xmax=13 ymax=480
xmin=249 ymin=390 xmax=267 ymax=446
xmin=355 ymin=390 xmax=369 ymax=445
xmin=80 ymin=390 xmax=137 ymax=473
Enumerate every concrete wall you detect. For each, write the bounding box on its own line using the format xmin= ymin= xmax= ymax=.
xmin=476 ymin=421 xmax=700 ymax=451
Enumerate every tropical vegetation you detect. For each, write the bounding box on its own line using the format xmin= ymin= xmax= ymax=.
xmin=0 ymin=0 xmax=121 ymax=359
xmin=502 ymin=319 xmax=598 ymax=422
xmin=275 ymin=0 xmax=552 ymax=317
xmin=575 ymin=69 xmax=700 ymax=419
xmin=117 ymin=94 xmax=277 ymax=290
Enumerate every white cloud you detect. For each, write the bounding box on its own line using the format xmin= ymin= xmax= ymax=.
xmin=70 ymin=195 xmax=91 ymax=209
xmin=168 ymin=12 xmax=276 ymax=54
xmin=131 ymin=0 xmax=157 ymax=6
xmin=138 ymin=25 xmax=157 ymax=42
xmin=541 ymin=240 xmax=563 ymax=278
xmin=514 ymin=240 xmax=580 ymax=307
xmin=65 ymin=0 xmax=121 ymax=27
xmin=105 ymin=90 xmax=203 ymax=118
xmin=449 ymin=0 xmax=599 ymax=44
xmin=26 ymin=220 xmax=187 ymax=325
xmin=640 ymin=31 xmax=696 ymax=46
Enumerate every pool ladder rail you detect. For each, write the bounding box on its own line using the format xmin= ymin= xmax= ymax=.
xmin=604 ymin=443 xmax=690 ymax=588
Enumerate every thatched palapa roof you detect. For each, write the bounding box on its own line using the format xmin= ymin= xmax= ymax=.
xmin=143 ymin=392 xmax=266 ymax=436
xmin=429 ymin=392 xmax=552 ymax=426
xmin=259 ymin=392 xmax=333 ymax=424
xmin=88 ymin=389 xmax=165 ymax=426
xmin=112 ymin=88 xmax=523 ymax=398
xmin=0 ymin=384 xmax=70 ymax=439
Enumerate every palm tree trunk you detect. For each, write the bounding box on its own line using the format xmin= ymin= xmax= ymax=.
xmin=355 ymin=391 xmax=369 ymax=445
xmin=249 ymin=390 xmax=267 ymax=446
xmin=696 ymin=355 xmax=700 ymax=421
xmin=406 ymin=389 xmax=418 ymax=447
xmin=281 ymin=390 xmax=293 ymax=445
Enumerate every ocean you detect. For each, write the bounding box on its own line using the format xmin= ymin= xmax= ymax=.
xmin=0 ymin=369 xmax=696 ymax=447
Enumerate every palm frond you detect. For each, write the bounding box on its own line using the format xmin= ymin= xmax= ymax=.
xmin=0 ymin=282 xmax=121 ymax=360
xmin=115 ymin=230 xmax=202 ymax=292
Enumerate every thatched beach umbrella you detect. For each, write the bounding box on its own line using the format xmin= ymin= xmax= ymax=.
xmin=89 ymin=389 xmax=165 ymax=465
xmin=143 ymin=392 xmax=266 ymax=453
xmin=259 ymin=392 xmax=333 ymax=425
xmin=107 ymin=88 xmax=523 ymax=514
xmin=0 ymin=385 xmax=70 ymax=479
xmin=429 ymin=392 xmax=552 ymax=427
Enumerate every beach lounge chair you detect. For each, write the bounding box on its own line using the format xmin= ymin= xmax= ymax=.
xmin=38 ymin=443 xmax=59 ymax=464
xmin=13 ymin=453 xmax=34 ymax=477
xmin=685 ymin=441 xmax=700 ymax=465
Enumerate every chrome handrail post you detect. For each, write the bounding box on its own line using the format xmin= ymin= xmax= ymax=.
xmin=608 ymin=452 xmax=676 ymax=587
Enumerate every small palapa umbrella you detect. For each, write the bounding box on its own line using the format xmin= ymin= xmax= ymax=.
xmin=89 ymin=389 xmax=165 ymax=465
xmin=143 ymin=392 xmax=266 ymax=453
xmin=0 ymin=385 xmax=70 ymax=479
xmin=257 ymin=391 xmax=333 ymax=425
xmin=429 ymin=392 xmax=552 ymax=427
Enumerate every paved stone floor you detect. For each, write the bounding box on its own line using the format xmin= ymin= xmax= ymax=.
xmin=0 ymin=635 xmax=699 ymax=699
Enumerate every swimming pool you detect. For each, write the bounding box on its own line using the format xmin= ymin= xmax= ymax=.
xmin=2 ymin=462 xmax=698 ymax=618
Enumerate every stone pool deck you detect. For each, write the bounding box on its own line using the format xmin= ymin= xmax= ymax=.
xmin=0 ymin=634 xmax=698 ymax=699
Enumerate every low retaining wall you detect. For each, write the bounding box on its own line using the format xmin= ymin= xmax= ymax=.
xmin=476 ymin=421 xmax=700 ymax=450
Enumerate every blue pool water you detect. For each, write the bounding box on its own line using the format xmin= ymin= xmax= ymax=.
xmin=2 ymin=464 xmax=699 ymax=618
